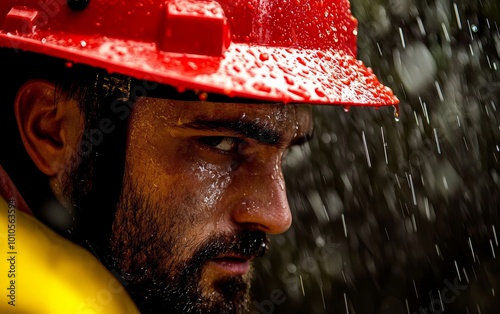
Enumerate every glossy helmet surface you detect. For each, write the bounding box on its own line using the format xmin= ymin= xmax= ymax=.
xmin=0 ymin=0 xmax=399 ymax=106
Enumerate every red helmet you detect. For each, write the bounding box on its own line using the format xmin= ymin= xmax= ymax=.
xmin=0 ymin=0 xmax=398 ymax=106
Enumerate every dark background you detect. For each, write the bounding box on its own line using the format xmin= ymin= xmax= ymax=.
xmin=250 ymin=0 xmax=500 ymax=313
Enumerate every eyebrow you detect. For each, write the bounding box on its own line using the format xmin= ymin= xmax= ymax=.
xmin=180 ymin=119 xmax=312 ymax=147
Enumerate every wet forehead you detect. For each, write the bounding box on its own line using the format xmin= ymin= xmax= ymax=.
xmin=135 ymin=97 xmax=313 ymax=141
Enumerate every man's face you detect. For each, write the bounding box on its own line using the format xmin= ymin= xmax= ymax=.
xmin=105 ymin=98 xmax=312 ymax=313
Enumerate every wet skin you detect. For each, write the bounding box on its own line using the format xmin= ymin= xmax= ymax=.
xmin=109 ymin=98 xmax=313 ymax=313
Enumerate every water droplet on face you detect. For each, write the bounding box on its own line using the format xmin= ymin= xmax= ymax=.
xmin=41 ymin=38 xmax=47 ymax=44
xmin=277 ymin=175 xmax=285 ymax=190
xmin=80 ymin=40 xmax=87 ymax=47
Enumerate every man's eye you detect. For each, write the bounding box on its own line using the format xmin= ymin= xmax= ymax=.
xmin=200 ymin=137 xmax=238 ymax=152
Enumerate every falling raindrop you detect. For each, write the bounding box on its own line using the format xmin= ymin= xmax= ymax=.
xmin=381 ymin=127 xmax=388 ymax=164
xmin=468 ymin=237 xmax=476 ymax=263
xmin=362 ymin=131 xmax=371 ymax=168
xmin=467 ymin=20 xmax=475 ymax=40
xmin=250 ymin=1 xmax=500 ymax=313
xmin=453 ymin=3 xmax=462 ymax=30
xmin=416 ymin=16 xmax=426 ymax=35
xmin=399 ymin=27 xmax=406 ymax=48
xmin=409 ymin=174 xmax=416 ymax=206
xmin=341 ymin=213 xmax=347 ymax=238
xmin=493 ymin=225 xmax=498 ymax=246
xmin=344 ymin=293 xmax=350 ymax=314
xmin=433 ymin=128 xmax=441 ymax=154
xmin=376 ymin=42 xmax=383 ymax=56
xmin=463 ymin=268 xmax=470 ymax=284
xmin=434 ymin=81 xmax=444 ymax=101
xmin=299 ymin=275 xmax=305 ymax=296
xmin=454 ymin=261 xmax=462 ymax=281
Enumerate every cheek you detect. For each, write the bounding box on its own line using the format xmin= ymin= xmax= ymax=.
xmin=190 ymin=160 xmax=233 ymax=211
xmin=123 ymin=157 xmax=234 ymax=241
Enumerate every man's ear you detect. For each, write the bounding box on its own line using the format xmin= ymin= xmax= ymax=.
xmin=14 ymin=80 xmax=84 ymax=177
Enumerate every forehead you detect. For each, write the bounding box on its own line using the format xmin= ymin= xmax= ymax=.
xmin=132 ymin=97 xmax=313 ymax=136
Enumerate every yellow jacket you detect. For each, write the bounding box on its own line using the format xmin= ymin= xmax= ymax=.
xmin=0 ymin=166 xmax=139 ymax=314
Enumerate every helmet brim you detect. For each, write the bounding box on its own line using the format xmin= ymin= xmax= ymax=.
xmin=1 ymin=34 xmax=398 ymax=106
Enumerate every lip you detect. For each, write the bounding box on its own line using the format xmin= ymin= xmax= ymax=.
xmin=209 ymin=256 xmax=251 ymax=275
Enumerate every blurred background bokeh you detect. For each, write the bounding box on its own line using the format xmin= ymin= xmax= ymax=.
xmin=250 ymin=0 xmax=500 ymax=313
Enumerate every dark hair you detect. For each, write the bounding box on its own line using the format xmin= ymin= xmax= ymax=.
xmin=0 ymin=48 xmax=98 ymax=212
xmin=0 ymin=48 xmax=129 ymax=256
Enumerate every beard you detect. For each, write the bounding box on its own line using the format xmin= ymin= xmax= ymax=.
xmin=60 ymin=103 xmax=269 ymax=313
xmin=106 ymin=176 xmax=269 ymax=314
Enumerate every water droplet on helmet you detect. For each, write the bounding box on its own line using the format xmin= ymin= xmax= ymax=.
xmin=314 ymin=87 xmax=326 ymax=98
xmin=297 ymin=57 xmax=307 ymax=66
xmin=393 ymin=105 xmax=400 ymax=121
xmin=284 ymin=76 xmax=294 ymax=86
xmin=199 ymin=92 xmax=208 ymax=101
xmin=259 ymin=53 xmax=269 ymax=61
xmin=252 ymin=82 xmax=272 ymax=93
xmin=186 ymin=61 xmax=198 ymax=71
xmin=287 ymin=87 xmax=310 ymax=100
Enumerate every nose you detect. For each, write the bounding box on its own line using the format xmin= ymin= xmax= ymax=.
xmin=229 ymin=157 xmax=292 ymax=235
